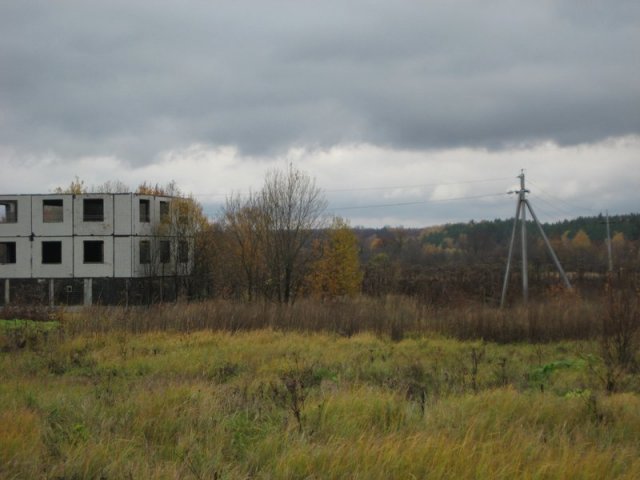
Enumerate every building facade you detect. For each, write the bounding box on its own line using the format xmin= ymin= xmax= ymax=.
xmin=0 ymin=193 xmax=193 ymax=305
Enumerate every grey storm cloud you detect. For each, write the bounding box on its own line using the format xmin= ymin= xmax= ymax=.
xmin=1 ymin=0 xmax=639 ymax=164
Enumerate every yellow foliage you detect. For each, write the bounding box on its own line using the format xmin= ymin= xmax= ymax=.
xmin=572 ymin=229 xmax=592 ymax=249
xmin=420 ymin=225 xmax=444 ymax=236
xmin=53 ymin=175 xmax=87 ymax=194
xmin=442 ymin=237 xmax=455 ymax=249
xmin=612 ymin=232 xmax=625 ymax=248
xmin=422 ymin=243 xmax=442 ymax=256
xmin=308 ymin=218 xmax=363 ymax=298
xmin=369 ymin=236 xmax=383 ymax=250
xmin=136 ymin=180 xmax=181 ymax=196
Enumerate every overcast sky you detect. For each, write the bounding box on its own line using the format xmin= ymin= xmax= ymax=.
xmin=1 ymin=0 xmax=638 ymax=227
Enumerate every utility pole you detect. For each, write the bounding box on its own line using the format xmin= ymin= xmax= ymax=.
xmin=500 ymin=171 xmax=572 ymax=307
xmin=519 ymin=172 xmax=528 ymax=304
xmin=599 ymin=211 xmax=625 ymax=274
xmin=605 ymin=210 xmax=613 ymax=273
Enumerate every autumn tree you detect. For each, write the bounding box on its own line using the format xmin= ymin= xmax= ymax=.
xmin=363 ymin=253 xmax=395 ymax=297
xmin=259 ymin=165 xmax=327 ymax=303
xmin=136 ymin=180 xmax=180 ymax=196
xmin=571 ymin=229 xmax=592 ymax=249
xmin=609 ymin=231 xmax=634 ymax=271
xmin=219 ymin=193 xmax=265 ymax=300
xmin=153 ymin=190 xmax=208 ymax=299
xmin=611 ymin=232 xmax=625 ymax=250
xmin=53 ymin=176 xmax=87 ymax=194
xmin=54 ymin=177 xmax=131 ymax=194
xmin=91 ymin=179 xmax=130 ymax=193
xmin=308 ymin=217 xmax=363 ymax=299
xmin=221 ymin=165 xmax=327 ymax=303
xmin=570 ymin=229 xmax=594 ymax=276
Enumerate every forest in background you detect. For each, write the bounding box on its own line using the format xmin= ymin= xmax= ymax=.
xmin=345 ymin=213 xmax=640 ymax=302
xmin=200 ymin=210 xmax=640 ymax=307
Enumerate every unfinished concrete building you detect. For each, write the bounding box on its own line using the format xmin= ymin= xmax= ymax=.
xmin=0 ymin=193 xmax=193 ymax=306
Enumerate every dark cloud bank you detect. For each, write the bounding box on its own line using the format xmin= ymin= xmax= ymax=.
xmin=1 ymin=0 xmax=639 ymax=164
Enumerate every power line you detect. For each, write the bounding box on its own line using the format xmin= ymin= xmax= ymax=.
xmin=330 ymin=192 xmax=507 ymax=211
xmin=201 ymin=192 xmax=507 ymax=219
xmin=527 ymin=180 xmax=594 ymax=215
xmin=198 ymin=174 xmax=620 ymax=225
xmin=192 ymin=191 xmax=251 ymax=198
xmin=325 ymin=176 xmax=513 ymax=193
xmin=189 ymin=176 xmax=514 ymax=198
xmin=528 ymin=192 xmax=575 ymax=219
xmin=524 ymin=199 xmax=559 ymax=224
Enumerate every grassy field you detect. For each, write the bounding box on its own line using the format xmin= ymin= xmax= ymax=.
xmin=1 ymin=314 xmax=639 ymax=479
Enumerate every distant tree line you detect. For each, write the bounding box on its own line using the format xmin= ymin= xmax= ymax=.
xmin=353 ymin=214 xmax=639 ymax=302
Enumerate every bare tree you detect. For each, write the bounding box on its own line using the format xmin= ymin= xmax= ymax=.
xmin=259 ymin=165 xmax=327 ymax=303
xmin=221 ymin=165 xmax=327 ymax=303
xmin=91 ymin=179 xmax=130 ymax=193
xmin=137 ymin=181 xmax=208 ymax=301
xmin=161 ymin=195 xmax=207 ymax=300
xmin=53 ymin=177 xmax=130 ymax=194
xmin=221 ymin=193 xmax=264 ymax=301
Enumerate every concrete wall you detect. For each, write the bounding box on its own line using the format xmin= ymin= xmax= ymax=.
xmin=73 ymin=194 xmax=115 ymax=236
xmin=73 ymin=236 xmax=114 ymax=278
xmin=0 ymin=195 xmax=32 ymax=237
xmin=0 ymin=237 xmax=31 ymax=278
xmin=114 ymin=236 xmax=133 ymax=278
xmin=32 ymin=236 xmax=74 ymax=278
xmin=0 ymin=193 xmax=187 ymax=280
xmin=31 ymin=194 xmax=73 ymax=237
xmin=114 ymin=194 xmax=134 ymax=235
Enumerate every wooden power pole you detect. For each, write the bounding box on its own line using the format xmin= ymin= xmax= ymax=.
xmin=605 ymin=210 xmax=613 ymax=273
xmin=500 ymin=171 xmax=572 ymax=307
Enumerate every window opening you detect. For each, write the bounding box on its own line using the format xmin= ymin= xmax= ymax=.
xmin=83 ymin=199 xmax=104 ymax=222
xmin=0 ymin=200 xmax=18 ymax=223
xmin=178 ymin=240 xmax=189 ymax=263
xmin=0 ymin=242 xmax=17 ymax=264
xmin=42 ymin=241 xmax=62 ymax=264
xmin=83 ymin=241 xmax=104 ymax=263
xmin=178 ymin=202 xmax=189 ymax=225
xmin=43 ymin=199 xmax=64 ymax=223
xmin=139 ymin=240 xmax=151 ymax=264
xmin=160 ymin=201 xmax=169 ymax=222
xmin=139 ymin=199 xmax=150 ymax=223
xmin=160 ymin=240 xmax=171 ymax=263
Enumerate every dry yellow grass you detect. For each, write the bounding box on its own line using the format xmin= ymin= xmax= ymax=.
xmin=0 ymin=328 xmax=639 ymax=478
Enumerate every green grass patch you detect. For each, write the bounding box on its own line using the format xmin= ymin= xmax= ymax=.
xmin=0 ymin=318 xmax=61 ymax=332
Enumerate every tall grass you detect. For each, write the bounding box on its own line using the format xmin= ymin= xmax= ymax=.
xmin=50 ymin=294 xmax=607 ymax=343
xmin=2 ymin=282 xmax=638 ymax=477
xmin=1 ymin=330 xmax=639 ymax=478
